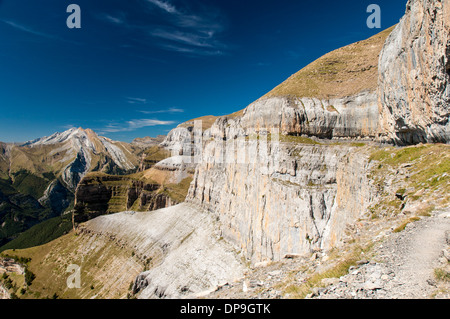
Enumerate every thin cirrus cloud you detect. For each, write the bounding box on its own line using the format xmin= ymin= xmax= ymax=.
xmin=0 ymin=19 xmax=73 ymax=43
xmin=1 ymin=19 xmax=54 ymax=38
xmin=102 ymin=14 xmax=126 ymax=25
xmin=125 ymin=97 xmax=149 ymax=104
xmin=139 ymin=107 xmax=184 ymax=114
xmin=0 ymin=19 xmax=83 ymax=46
xmin=99 ymin=119 xmax=175 ymax=133
xmin=151 ymin=29 xmax=214 ymax=48
xmin=146 ymin=0 xmax=178 ymax=14
xmin=101 ymin=0 xmax=227 ymax=56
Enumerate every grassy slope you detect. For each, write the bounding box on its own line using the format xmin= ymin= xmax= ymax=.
xmin=159 ymin=177 xmax=194 ymax=203
xmin=1 ymin=230 xmax=144 ymax=299
xmin=264 ymin=26 xmax=395 ymax=100
xmin=178 ymin=115 xmax=219 ymax=131
xmin=141 ymin=146 xmax=171 ymax=168
xmin=368 ymin=144 xmax=450 ymax=217
xmin=202 ymin=27 xmax=395 ymax=123
xmin=9 ymin=144 xmax=73 ymax=177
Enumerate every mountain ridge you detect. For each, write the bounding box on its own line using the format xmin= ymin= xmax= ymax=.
xmin=0 ymin=127 xmax=159 ymax=249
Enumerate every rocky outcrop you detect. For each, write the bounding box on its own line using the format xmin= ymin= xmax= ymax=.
xmin=127 ymin=180 xmax=175 ymax=211
xmin=378 ymin=0 xmax=450 ymax=144
xmin=38 ymin=179 xmax=73 ymax=215
xmin=74 ymin=178 xmax=114 ymax=221
xmin=0 ymin=258 xmax=25 ymax=275
xmin=229 ymin=27 xmax=397 ymax=141
xmin=161 ymin=126 xmax=196 ymax=156
xmin=321 ymin=151 xmax=375 ymax=250
xmin=234 ymin=92 xmax=379 ymax=139
xmin=73 ymin=174 xmax=175 ymax=223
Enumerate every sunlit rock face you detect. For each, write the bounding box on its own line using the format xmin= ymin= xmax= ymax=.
xmin=378 ymin=0 xmax=450 ymax=145
xmin=186 ymin=117 xmax=374 ymax=264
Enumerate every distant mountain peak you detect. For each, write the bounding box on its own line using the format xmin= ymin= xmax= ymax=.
xmin=14 ymin=127 xmax=140 ymax=190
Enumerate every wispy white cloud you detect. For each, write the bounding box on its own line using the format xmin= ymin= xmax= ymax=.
xmin=128 ymin=119 xmax=175 ymax=129
xmin=159 ymin=43 xmax=224 ymax=56
xmin=142 ymin=0 xmax=227 ymax=55
xmin=286 ymin=50 xmax=301 ymax=59
xmin=139 ymin=107 xmax=184 ymax=114
xmin=125 ymin=97 xmax=149 ymax=104
xmin=146 ymin=0 xmax=178 ymax=14
xmin=1 ymin=19 xmax=81 ymax=44
xmin=99 ymin=119 xmax=175 ymax=133
xmin=99 ymin=1 xmax=228 ymax=56
xmin=151 ymin=29 xmax=214 ymax=48
xmin=102 ymin=14 xmax=126 ymax=25
xmin=256 ymin=62 xmax=271 ymax=67
xmin=1 ymin=19 xmax=59 ymax=40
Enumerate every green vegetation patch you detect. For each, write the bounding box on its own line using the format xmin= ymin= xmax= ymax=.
xmin=11 ymin=170 xmax=52 ymax=200
xmin=369 ymin=144 xmax=450 ymax=215
xmin=143 ymin=146 xmax=171 ymax=165
xmin=280 ymin=135 xmax=322 ymax=145
xmin=369 ymin=145 xmax=427 ymax=166
xmin=434 ymin=268 xmax=450 ymax=282
xmin=160 ymin=177 xmax=193 ymax=203
xmin=283 ymin=244 xmax=374 ymax=299
xmin=0 ymin=215 xmax=73 ymax=253
xmin=393 ymin=217 xmax=421 ymax=233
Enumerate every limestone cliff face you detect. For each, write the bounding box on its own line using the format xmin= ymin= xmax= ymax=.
xmin=236 ymin=92 xmax=379 ymax=139
xmin=378 ymin=0 xmax=450 ymax=144
xmin=186 ymin=118 xmax=375 ymax=263
xmin=321 ymin=151 xmax=375 ymax=250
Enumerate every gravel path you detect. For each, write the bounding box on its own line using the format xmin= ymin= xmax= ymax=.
xmin=316 ymin=207 xmax=450 ymax=299
xmin=378 ymin=208 xmax=450 ymax=298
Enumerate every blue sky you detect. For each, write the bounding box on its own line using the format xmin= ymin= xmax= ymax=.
xmin=0 ymin=0 xmax=407 ymax=143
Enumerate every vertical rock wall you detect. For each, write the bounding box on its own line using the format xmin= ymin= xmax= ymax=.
xmin=186 ymin=120 xmax=374 ymax=263
xmin=378 ymin=0 xmax=450 ymax=144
